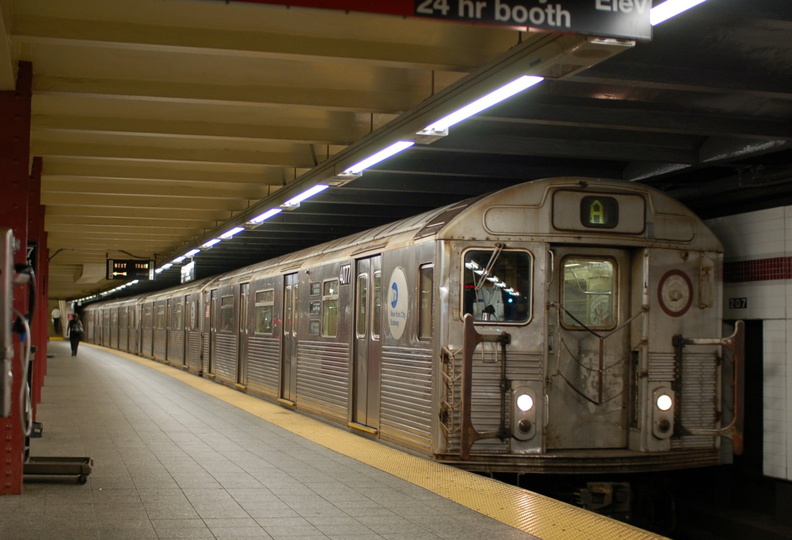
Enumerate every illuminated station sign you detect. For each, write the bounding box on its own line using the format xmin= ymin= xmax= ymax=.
xmin=106 ymin=259 xmax=155 ymax=281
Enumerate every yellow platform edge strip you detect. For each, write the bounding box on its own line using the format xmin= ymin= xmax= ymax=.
xmin=88 ymin=344 xmax=665 ymax=540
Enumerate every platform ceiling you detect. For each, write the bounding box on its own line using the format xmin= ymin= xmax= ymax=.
xmin=0 ymin=0 xmax=789 ymax=302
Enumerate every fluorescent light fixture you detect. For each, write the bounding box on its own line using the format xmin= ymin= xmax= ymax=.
xmin=183 ymin=248 xmax=200 ymax=258
xmin=172 ymin=255 xmax=186 ymax=264
xmin=281 ymin=184 xmax=330 ymax=209
xmin=343 ymin=141 xmax=415 ymax=175
xmin=248 ymin=207 xmax=282 ymax=225
xmin=219 ymin=226 xmax=244 ymax=239
xmin=650 ymin=0 xmax=707 ymax=26
xmin=422 ymin=75 xmax=543 ymax=133
xmin=201 ymin=238 xmax=221 ymax=249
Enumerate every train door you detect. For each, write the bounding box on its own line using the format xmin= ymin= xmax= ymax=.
xmin=546 ymin=246 xmax=631 ymax=449
xmin=279 ymin=273 xmax=298 ymax=404
xmin=237 ymin=283 xmax=249 ymax=387
xmin=207 ymin=290 xmax=218 ymax=376
xmin=351 ymin=255 xmax=382 ymax=431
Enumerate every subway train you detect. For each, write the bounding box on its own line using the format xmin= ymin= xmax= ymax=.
xmin=82 ymin=177 xmax=744 ymax=476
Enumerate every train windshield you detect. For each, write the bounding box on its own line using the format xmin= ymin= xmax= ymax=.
xmin=463 ymin=249 xmax=531 ymax=323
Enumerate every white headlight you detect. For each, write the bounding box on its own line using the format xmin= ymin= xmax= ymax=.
xmin=656 ymin=394 xmax=673 ymax=411
xmin=516 ymin=394 xmax=534 ymax=412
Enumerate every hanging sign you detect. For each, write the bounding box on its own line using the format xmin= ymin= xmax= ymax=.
xmin=229 ymin=0 xmax=652 ymax=40
xmin=106 ymin=259 xmax=155 ymax=281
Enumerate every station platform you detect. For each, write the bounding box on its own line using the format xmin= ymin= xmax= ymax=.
xmin=0 ymin=341 xmax=663 ymax=539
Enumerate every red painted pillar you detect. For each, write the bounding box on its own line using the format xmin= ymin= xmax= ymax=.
xmin=0 ymin=61 xmax=32 ymax=495
xmin=28 ymin=157 xmax=47 ymax=412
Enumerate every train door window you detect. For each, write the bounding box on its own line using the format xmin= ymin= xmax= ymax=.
xmin=356 ymin=274 xmax=368 ymax=338
xmin=220 ymin=295 xmax=234 ymax=332
xmin=189 ymin=300 xmax=197 ymax=331
xmin=322 ymin=279 xmax=339 ymax=337
xmin=561 ymin=256 xmax=616 ymax=330
xmin=372 ymin=271 xmax=382 ymax=340
xmin=284 ymin=286 xmax=293 ymax=337
xmin=254 ymin=289 xmax=274 ymax=335
xmin=173 ymin=303 xmax=184 ymax=331
xmin=419 ymin=265 xmax=433 ymax=339
xmin=463 ymin=249 xmax=532 ymax=323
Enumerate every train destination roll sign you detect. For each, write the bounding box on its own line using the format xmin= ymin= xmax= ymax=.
xmin=234 ymin=1 xmax=652 ymax=41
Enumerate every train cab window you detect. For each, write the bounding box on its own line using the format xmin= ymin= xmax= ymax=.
xmin=356 ymin=274 xmax=368 ymax=338
xmin=220 ymin=295 xmax=235 ymax=332
xmin=561 ymin=257 xmax=616 ymax=330
xmin=172 ymin=303 xmax=184 ymax=331
xmin=419 ymin=265 xmax=434 ymax=339
xmin=372 ymin=271 xmax=382 ymax=340
xmin=463 ymin=250 xmax=532 ymax=323
xmin=254 ymin=289 xmax=274 ymax=334
xmin=322 ymin=279 xmax=339 ymax=337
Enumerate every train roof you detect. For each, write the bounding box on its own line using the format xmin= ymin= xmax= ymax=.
xmin=85 ymin=177 xmax=722 ymax=304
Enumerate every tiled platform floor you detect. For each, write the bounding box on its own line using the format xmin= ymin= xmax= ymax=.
xmin=0 ymin=340 xmax=538 ymax=540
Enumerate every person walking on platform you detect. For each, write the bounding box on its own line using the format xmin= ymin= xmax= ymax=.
xmin=51 ymin=307 xmax=62 ymax=336
xmin=67 ymin=314 xmax=84 ymax=356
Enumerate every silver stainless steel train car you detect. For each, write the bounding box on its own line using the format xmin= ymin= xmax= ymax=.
xmin=83 ymin=177 xmax=744 ymax=474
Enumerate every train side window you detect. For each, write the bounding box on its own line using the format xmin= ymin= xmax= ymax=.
xmin=462 ymin=250 xmax=532 ymax=323
xmin=419 ymin=264 xmax=433 ymax=339
xmin=156 ymin=306 xmax=166 ymax=330
xmin=561 ymin=256 xmax=616 ymax=330
xmin=356 ymin=274 xmax=368 ymax=338
xmin=173 ymin=303 xmax=184 ymax=331
xmin=372 ymin=271 xmax=381 ymax=340
xmin=220 ymin=295 xmax=235 ymax=332
xmin=322 ymin=279 xmax=339 ymax=337
xmin=254 ymin=289 xmax=274 ymax=334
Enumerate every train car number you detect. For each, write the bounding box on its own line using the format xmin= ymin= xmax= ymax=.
xmin=728 ymin=297 xmax=747 ymax=309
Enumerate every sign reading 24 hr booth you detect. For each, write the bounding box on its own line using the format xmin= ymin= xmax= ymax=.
xmin=389 ymin=267 xmax=409 ymax=339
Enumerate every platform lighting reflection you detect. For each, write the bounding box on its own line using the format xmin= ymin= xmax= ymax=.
xmin=248 ymin=207 xmax=282 ymax=225
xmin=281 ymin=184 xmax=330 ymax=209
xmin=342 ymin=141 xmax=415 ymax=175
xmin=650 ymin=0 xmax=708 ymax=26
xmin=422 ymin=75 xmax=544 ymax=134
xmin=219 ymin=226 xmax=244 ymax=239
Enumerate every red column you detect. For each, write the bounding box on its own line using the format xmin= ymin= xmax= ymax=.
xmin=0 ymin=61 xmax=32 ymax=495
xmin=28 ymin=157 xmax=47 ymax=412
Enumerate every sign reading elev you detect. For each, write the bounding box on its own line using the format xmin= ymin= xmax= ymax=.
xmin=231 ymin=0 xmax=652 ymax=40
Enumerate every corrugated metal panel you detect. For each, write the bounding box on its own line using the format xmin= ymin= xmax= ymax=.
xmin=153 ymin=329 xmax=167 ymax=361
xmin=202 ymin=333 xmax=210 ymax=373
xmin=296 ymin=340 xmax=349 ymax=422
xmin=186 ymin=331 xmax=202 ymax=372
xmin=444 ymin=349 xmax=543 ymax=454
xmin=213 ymin=333 xmax=238 ymax=383
xmin=673 ymin=352 xmax=718 ymax=449
xmin=119 ymin=311 xmax=128 ymax=351
xmin=648 ymin=353 xmax=675 ymax=381
xmin=167 ymin=330 xmax=184 ymax=365
xmin=247 ymin=335 xmax=280 ymax=396
xmin=381 ymin=345 xmax=433 ymax=453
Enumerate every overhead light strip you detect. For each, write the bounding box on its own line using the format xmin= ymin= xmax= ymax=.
xmin=650 ymin=0 xmax=708 ymax=26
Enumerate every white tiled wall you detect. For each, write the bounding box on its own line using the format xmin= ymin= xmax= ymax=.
xmin=707 ymin=208 xmax=790 ymax=480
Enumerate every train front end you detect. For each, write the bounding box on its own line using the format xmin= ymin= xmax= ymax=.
xmin=433 ymin=178 xmax=743 ymax=475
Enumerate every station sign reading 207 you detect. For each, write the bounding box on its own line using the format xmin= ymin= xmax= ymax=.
xmin=414 ymin=0 xmax=652 ymax=40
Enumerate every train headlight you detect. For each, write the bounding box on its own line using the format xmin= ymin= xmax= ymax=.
xmin=512 ymin=385 xmax=537 ymax=441
xmin=656 ymin=394 xmax=673 ymax=412
xmin=652 ymin=387 xmax=675 ymax=440
xmin=516 ymin=393 xmax=534 ymax=412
